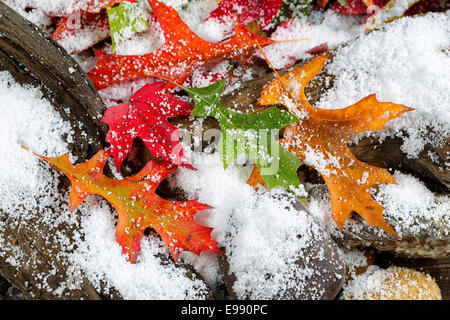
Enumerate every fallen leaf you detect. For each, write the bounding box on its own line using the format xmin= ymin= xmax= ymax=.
xmin=258 ymin=54 xmax=413 ymax=235
xmin=205 ymin=0 xmax=283 ymax=29
xmin=87 ymin=0 xmax=274 ymax=90
xmin=52 ymin=10 xmax=111 ymax=54
xmin=184 ymin=79 xmax=302 ymax=191
xmin=331 ymin=0 xmax=389 ymax=16
xmin=305 ymin=42 xmax=329 ymax=55
xmin=365 ymin=0 xmax=423 ymax=31
xmin=107 ymin=0 xmax=150 ymax=51
xmin=28 ymin=148 xmax=217 ymax=263
xmin=102 ymin=81 xmax=194 ymax=172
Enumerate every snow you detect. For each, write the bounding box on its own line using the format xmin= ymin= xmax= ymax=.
xmin=3 ymin=0 xmax=124 ymax=16
xmin=175 ymin=0 xmax=228 ymax=43
xmin=0 ymin=71 xmax=73 ymax=216
xmin=261 ymin=10 xmax=365 ymax=69
xmin=71 ymin=200 xmax=212 ymax=300
xmin=341 ymin=266 xmax=442 ymax=300
xmin=2 ymin=0 xmax=52 ymax=29
xmin=374 ymin=172 xmax=450 ymax=237
xmin=0 ymin=70 xmax=77 ymax=297
xmin=317 ymin=12 xmax=450 ymax=159
xmin=170 ymin=152 xmax=343 ymax=299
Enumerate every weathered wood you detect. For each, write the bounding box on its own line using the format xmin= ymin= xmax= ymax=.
xmin=0 ymin=2 xmax=215 ymax=300
xmin=0 ymin=2 xmax=108 ymax=300
xmin=0 ymin=4 xmax=108 ymax=162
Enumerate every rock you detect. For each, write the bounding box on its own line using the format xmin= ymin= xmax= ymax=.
xmin=340 ymin=266 xmax=442 ymax=300
xmin=218 ymin=192 xmax=345 ymax=300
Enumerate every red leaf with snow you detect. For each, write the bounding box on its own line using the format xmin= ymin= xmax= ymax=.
xmin=205 ymin=0 xmax=283 ymax=29
xmin=332 ymin=0 xmax=389 ymax=15
xmin=52 ymin=10 xmax=110 ymax=54
xmin=305 ymin=42 xmax=329 ymax=55
xmin=87 ymin=0 xmax=274 ymax=90
xmin=102 ymin=82 xmax=194 ymax=171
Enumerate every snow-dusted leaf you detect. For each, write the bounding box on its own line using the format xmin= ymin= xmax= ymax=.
xmin=102 ymin=81 xmax=194 ymax=171
xmin=259 ymin=54 xmax=413 ymax=235
xmin=185 ymin=79 xmax=302 ymax=191
xmin=52 ymin=10 xmax=111 ymax=54
xmin=107 ymin=0 xmax=150 ymax=51
xmin=205 ymin=0 xmax=283 ymax=29
xmin=29 ymin=149 xmax=218 ymax=263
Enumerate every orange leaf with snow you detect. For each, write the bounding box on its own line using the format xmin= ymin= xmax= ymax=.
xmin=28 ymin=149 xmax=218 ymax=263
xmin=87 ymin=0 xmax=274 ymax=90
xmin=257 ymin=54 xmax=413 ymax=235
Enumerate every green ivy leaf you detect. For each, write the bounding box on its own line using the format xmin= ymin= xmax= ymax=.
xmin=184 ymin=80 xmax=303 ymax=192
xmin=107 ymin=0 xmax=149 ymax=51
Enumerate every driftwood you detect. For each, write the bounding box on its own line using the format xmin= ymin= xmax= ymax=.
xmin=0 ymin=2 xmax=211 ymax=300
xmin=0 ymin=2 xmax=106 ymax=299
xmin=0 ymin=0 xmax=448 ymax=299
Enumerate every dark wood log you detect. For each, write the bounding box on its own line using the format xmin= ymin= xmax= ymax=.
xmin=0 ymin=1 xmax=107 ymax=300
xmin=0 ymin=2 xmax=215 ymax=300
xmin=0 ymin=3 xmax=108 ymax=162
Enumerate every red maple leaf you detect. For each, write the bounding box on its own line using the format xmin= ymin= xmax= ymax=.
xmin=29 ymin=148 xmax=218 ymax=262
xmin=102 ymin=81 xmax=194 ymax=172
xmin=87 ymin=0 xmax=274 ymax=90
xmin=205 ymin=0 xmax=283 ymax=29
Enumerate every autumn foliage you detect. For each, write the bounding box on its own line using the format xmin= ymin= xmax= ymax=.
xmin=29 ymin=149 xmax=218 ymax=263
xmin=101 ymin=82 xmax=194 ymax=171
xmin=88 ymin=0 xmax=274 ymax=90
xmin=257 ymin=54 xmax=413 ymax=235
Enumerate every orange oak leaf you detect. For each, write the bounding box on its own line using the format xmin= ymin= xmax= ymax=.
xmin=257 ymin=54 xmax=413 ymax=235
xmin=29 ymin=148 xmax=218 ymax=263
xmin=87 ymin=0 xmax=274 ymax=90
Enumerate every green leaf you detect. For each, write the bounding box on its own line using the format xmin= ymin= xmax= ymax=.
xmin=185 ymin=80 xmax=303 ymax=192
xmin=337 ymin=0 xmax=347 ymax=6
xmin=107 ymin=0 xmax=149 ymax=52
